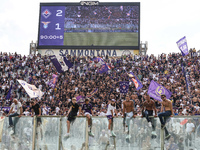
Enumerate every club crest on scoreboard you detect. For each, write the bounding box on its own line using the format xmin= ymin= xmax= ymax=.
xmin=42 ymin=9 xmax=51 ymax=19
xmin=41 ymin=21 xmax=50 ymax=29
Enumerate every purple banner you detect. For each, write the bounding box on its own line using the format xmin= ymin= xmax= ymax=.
xmin=147 ymin=80 xmax=172 ymax=101
xmin=39 ymin=6 xmax=65 ymax=46
xmin=119 ymin=81 xmax=129 ymax=93
xmin=49 ymin=55 xmax=63 ymax=73
xmin=176 ymin=36 xmax=189 ymax=56
xmin=48 ymin=74 xmax=58 ymax=88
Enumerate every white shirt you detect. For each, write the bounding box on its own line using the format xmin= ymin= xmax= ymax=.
xmin=23 ymin=111 xmax=30 ymax=116
xmin=56 ymin=107 xmax=60 ymax=114
xmin=106 ymin=104 xmax=116 ymax=116
xmin=11 ymin=102 xmax=22 ymax=114
xmin=186 ymin=122 xmax=195 ymax=133
xmin=42 ymin=107 xmax=48 ymax=115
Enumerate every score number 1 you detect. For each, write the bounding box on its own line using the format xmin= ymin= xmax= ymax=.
xmin=55 ymin=10 xmax=62 ymax=30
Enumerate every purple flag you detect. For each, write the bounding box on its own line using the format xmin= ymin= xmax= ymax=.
xmin=6 ymin=85 xmax=12 ymax=100
xmin=176 ymin=36 xmax=189 ymax=56
xmin=93 ymin=57 xmax=110 ymax=74
xmin=63 ymin=56 xmax=73 ymax=69
xmin=98 ymin=64 xmax=109 ymax=74
xmin=147 ymin=80 xmax=172 ymax=101
xmin=127 ymin=72 xmax=143 ymax=90
xmin=87 ymin=88 xmax=98 ymax=98
xmin=49 ymin=55 xmax=63 ymax=73
xmin=119 ymin=81 xmax=129 ymax=93
xmin=48 ymin=74 xmax=58 ymax=88
xmin=76 ymin=96 xmax=85 ymax=104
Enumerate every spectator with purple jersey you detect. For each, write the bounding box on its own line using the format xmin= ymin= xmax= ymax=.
xmin=81 ymin=98 xmax=94 ymax=137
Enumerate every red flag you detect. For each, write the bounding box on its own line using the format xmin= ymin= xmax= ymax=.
xmin=180 ymin=119 xmax=188 ymax=125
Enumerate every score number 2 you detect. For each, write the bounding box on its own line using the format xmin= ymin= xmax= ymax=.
xmin=55 ymin=10 xmax=62 ymax=30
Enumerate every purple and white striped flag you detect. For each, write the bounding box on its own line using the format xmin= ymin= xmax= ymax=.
xmin=49 ymin=55 xmax=63 ymax=73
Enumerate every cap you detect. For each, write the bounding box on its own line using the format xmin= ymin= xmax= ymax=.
xmin=111 ymin=99 xmax=116 ymax=102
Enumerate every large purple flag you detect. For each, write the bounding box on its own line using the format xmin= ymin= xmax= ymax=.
xmin=63 ymin=56 xmax=73 ymax=69
xmin=119 ymin=81 xmax=129 ymax=93
xmin=147 ymin=80 xmax=172 ymax=101
xmin=127 ymin=72 xmax=143 ymax=90
xmin=49 ymin=55 xmax=63 ymax=73
xmin=48 ymin=74 xmax=58 ymax=88
xmin=6 ymin=85 xmax=12 ymax=100
xmin=176 ymin=36 xmax=189 ymax=56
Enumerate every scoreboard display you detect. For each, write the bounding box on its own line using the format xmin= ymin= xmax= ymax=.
xmin=38 ymin=2 xmax=140 ymax=49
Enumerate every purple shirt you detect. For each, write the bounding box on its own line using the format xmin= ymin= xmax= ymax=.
xmin=82 ymin=103 xmax=92 ymax=114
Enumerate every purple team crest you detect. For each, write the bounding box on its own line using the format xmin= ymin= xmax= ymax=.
xmin=155 ymin=86 xmax=165 ymax=96
xmin=148 ymin=80 xmax=172 ymax=101
xmin=119 ymin=81 xmax=129 ymax=93
xmin=42 ymin=9 xmax=51 ymax=19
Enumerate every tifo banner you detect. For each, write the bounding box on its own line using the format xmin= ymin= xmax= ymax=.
xmin=147 ymin=80 xmax=172 ymax=101
xmin=0 ymin=117 xmax=5 ymax=142
xmin=119 ymin=81 xmax=129 ymax=93
xmin=17 ymin=80 xmax=43 ymax=99
xmin=176 ymin=36 xmax=189 ymax=56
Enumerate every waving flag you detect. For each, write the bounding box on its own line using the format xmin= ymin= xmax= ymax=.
xmin=127 ymin=72 xmax=143 ymax=90
xmin=147 ymin=80 xmax=172 ymax=101
xmin=176 ymin=36 xmax=189 ymax=56
xmin=93 ymin=57 xmax=110 ymax=74
xmin=5 ymin=85 xmax=12 ymax=100
xmin=49 ymin=55 xmax=73 ymax=73
xmin=48 ymin=74 xmax=58 ymax=88
xmin=49 ymin=55 xmax=63 ymax=73
xmin=76 ymin=95 xmax=85 ymax=104
xmin=63 ymin=56 xmax=73 ymax=69
xmin=119 ymin=81 xmax=129 ymax=93
xmin=17 ymin=79 xmax=43 ymax=99
xmin=87 ymin=88 xmax=98 ymax=98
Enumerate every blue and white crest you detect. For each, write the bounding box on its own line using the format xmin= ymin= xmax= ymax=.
xmin=42 ymin=21 xmax=50 ymax=29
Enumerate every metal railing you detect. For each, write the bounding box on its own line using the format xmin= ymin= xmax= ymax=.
xmin=0 ymin=116 xmax=200 ymax=150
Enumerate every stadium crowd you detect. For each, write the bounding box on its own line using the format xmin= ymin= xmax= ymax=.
xmin=0 ymin=49 xmax=200 ymax=118
xmin=64 ymin=5 xmax=139 ymax=32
